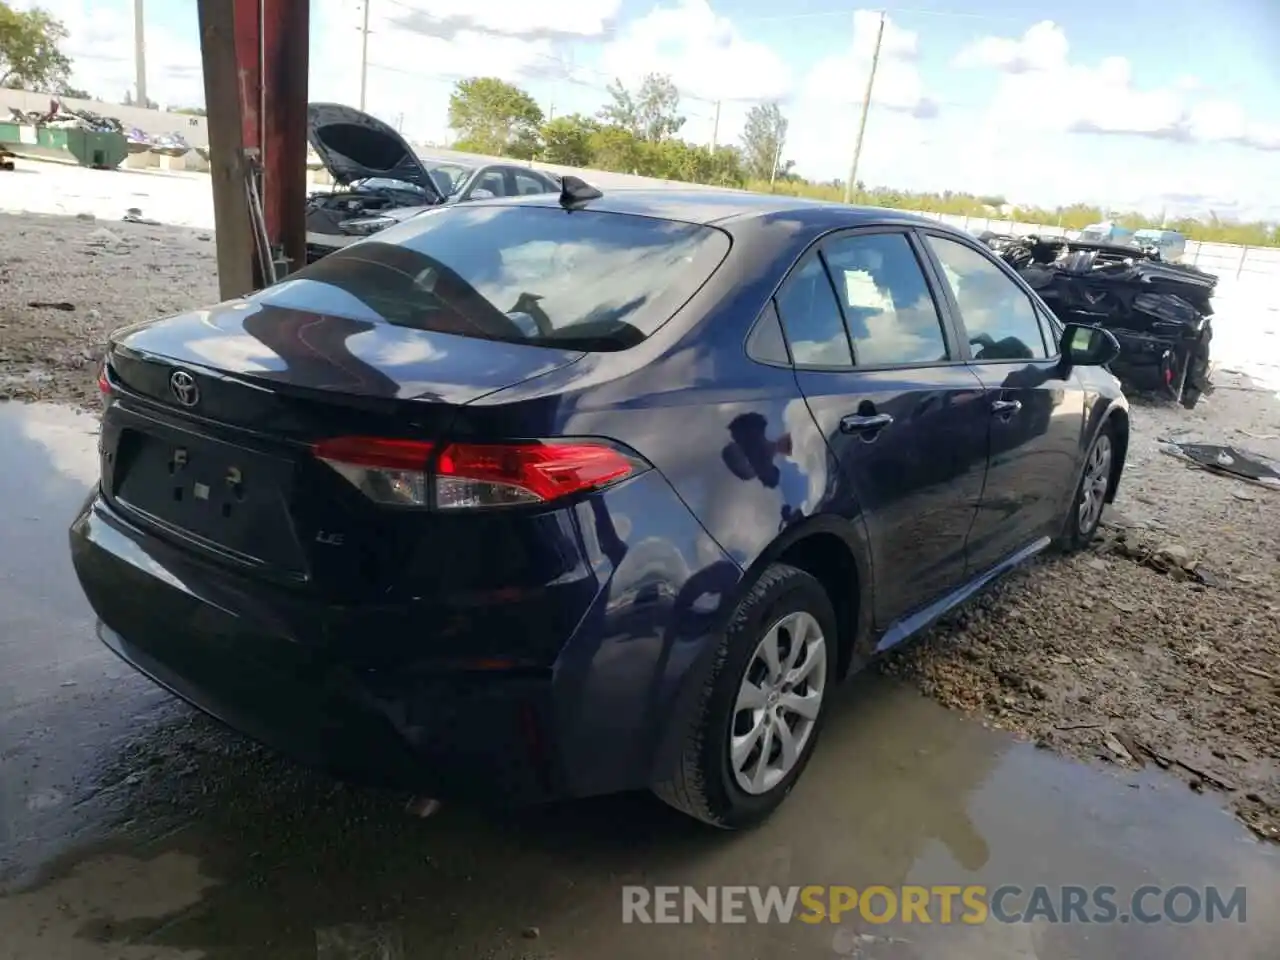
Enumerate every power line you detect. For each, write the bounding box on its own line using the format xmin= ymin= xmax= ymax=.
xmin=729 ymin=7 xmax=1035 ymax=24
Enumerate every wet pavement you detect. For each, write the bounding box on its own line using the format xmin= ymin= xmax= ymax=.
xmin=1 ymin=400 xmax=1277 ymax=959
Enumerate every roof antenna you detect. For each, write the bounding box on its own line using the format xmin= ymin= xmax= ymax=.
xmin=558 ymin=174 xmax=602 ymax=211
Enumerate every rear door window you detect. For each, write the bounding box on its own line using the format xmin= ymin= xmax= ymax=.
xmin=475 ymin=170 xmax=508 ymax=197
xmin=515 ymin=171 xmax=552 ymax=195
xmin=262 ymin=205 xmax=730 ymax=350
xmin=774 ymin=257 xmax=853 ymax=368
xmin=821 ymin=232 xmax=949 ymax=366
xmin=924 ymin=235 xmax=1049 ymax=361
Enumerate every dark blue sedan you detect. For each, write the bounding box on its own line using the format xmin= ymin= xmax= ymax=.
xmin=70 ymin=184 xmax=1128 ymax=827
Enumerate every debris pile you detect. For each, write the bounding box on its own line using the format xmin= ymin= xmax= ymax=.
xmin=125 ymin=127 xmax=193 ymax=156
xmin=982 ymin=232 xmax=1218 ymax=409
xmin=8 ymin=99 xmax=124 ymax=134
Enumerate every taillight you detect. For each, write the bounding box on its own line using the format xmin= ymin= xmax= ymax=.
xmin=435 ymin=441 xmax=643 ymax=508
xmin=96 ymin=361 xmax=112 ymax=396
xmin=313 ymin=436 xmax=435 ymax=506
xmin=312 ymin=437 xmax=648 ymax=509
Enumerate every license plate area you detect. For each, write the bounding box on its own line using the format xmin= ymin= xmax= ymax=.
xmin=114 ymin=424 xmax=306 ymax=575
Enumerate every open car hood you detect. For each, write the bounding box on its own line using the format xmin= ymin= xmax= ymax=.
xmin=306 ymin=102 xmax=444 ymax=202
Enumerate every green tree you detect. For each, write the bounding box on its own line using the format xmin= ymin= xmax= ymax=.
xmin=174 ymin=106 xmax=207 ymax=116
xmin=601 ymin=73 xmax=684 ymax=142
xmin=448 ymin=77 xmax=544 ymax=157
xmin=740 ymin=102 xmax=788 ymax=181
xmin=586 ymin=125 xmax=646 ymax=173
xmin=541 ymin=113 xmax=597 ymax=167
xmin=0 ymin=3 xmax=71 ymax=91
xmin=58 ymin=84 xmax=90 ymax=99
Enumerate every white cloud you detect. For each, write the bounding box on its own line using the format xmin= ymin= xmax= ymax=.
xmin=801 ymin=11 xmax=936 ymax=118
xmin=381 ymin=0 xmax=620 ymax=40
xmin=17 ymin=0 xmax=619 ymax=142
xmin=598 ymin=0 xmax=792 ymax=104
xmin=14 ymin=0 xmax=205 ymax=107
xmin=782 ymin=11 xmax=936 ymax=182
xmin=952 ymin=19 xmax=1067 ymax=74
xmin=955 ymin=20 xmax=1280 ymax=152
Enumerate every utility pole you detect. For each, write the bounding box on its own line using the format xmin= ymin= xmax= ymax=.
xmin=844 ymin=9 xmax=885 ymax=205
xmin=134 ymin=0 xmax=148 ymax=107
xmin=359 ymin=0 xmax=371 ymax=111
xmin=710 ymin=100 xmax=721 ymax=154
xmin=769 ymin=135 xmax=783 ymax=188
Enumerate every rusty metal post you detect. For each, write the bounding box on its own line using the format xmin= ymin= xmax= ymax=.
xmin=234 ymin=0 xmax=262 ymax=154
xmin=197 ymin=0 xmax=257 ymax=299
xmin=261 ymin=0 xmax=310 ymax=278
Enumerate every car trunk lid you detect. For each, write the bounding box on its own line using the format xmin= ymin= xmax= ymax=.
xmin=100 ymin=298 xmax=582 ymax=594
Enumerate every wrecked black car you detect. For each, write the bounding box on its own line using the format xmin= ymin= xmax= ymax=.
xmin=981 ymin=232 xmax=1216 ymax=408
xmin=305 ymin=103 xmax=561 ymax=263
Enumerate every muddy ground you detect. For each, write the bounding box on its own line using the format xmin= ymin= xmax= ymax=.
xmin=1 ymin=211 xmax=1277 ymax=842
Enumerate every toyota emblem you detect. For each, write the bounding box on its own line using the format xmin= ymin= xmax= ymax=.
xmin=169 ymin=369 xmax=200 ymax=407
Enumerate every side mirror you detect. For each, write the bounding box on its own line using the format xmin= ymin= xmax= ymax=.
xmin=1060 ymin=322 xmax=1120 ymax=367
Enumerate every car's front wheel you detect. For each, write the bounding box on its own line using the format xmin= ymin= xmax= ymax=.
xmin=1060 ymin=423 xmax=1115 ymax=550
xmin=652 ymin=563 xmax=835 ymax=828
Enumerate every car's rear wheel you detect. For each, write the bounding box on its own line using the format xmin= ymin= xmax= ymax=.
xmin=652 ymin=563 xmax=835 ymax=828
xmin=1060 ymin=423 xmax=1114 ymax=550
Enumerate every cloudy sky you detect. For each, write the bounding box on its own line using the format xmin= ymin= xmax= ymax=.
xmin=17 ymin=0 xmax=1280 ymax=219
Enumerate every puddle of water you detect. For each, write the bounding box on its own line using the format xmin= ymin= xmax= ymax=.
xmin=3 ymin=679 xmax=1277 ymax=960
xmin=0 ymin=401 xmax=176 ymax=889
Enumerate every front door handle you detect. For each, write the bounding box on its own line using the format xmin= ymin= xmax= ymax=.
xmin=991 ymin=399 xmax=1022 ymax=416
xmin=840 ymin=413 xmax=894 ymax=434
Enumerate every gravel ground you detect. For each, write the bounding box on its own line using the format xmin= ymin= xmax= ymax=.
xmin=881 ymin=387 xmax=1280 ymax=843
xmin=1 ymin=210 xmax=1277 ymax=842
xmin=0 ymin=212 xmax=217 ymax=406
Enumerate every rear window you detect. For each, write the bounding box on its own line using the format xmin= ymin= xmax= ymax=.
xmin=269 ymin=204 xmax=730 ymax=350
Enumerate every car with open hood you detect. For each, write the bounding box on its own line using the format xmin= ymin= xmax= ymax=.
xmin=305 ymin=102 xmax=561 ymax=263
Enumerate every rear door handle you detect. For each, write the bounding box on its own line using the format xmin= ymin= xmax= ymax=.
xmin=840 ymin=413 xmax=894 ymax=434
xmin=991 ymin=399 xmax=1022 ymax=415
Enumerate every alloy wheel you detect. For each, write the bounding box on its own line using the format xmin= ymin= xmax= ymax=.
xmin=730 ymin=611 xmax=828 ymax=796
xmin=1078 ymin=433 xmax=1113 ymax=533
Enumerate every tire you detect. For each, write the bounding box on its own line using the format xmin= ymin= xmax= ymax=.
xmin=652 ymin=563 xmax=837 ymax=829
xmin=1059 ymin=422 xmax=1116 ymax=551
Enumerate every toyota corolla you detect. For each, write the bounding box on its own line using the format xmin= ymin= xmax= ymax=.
xmin=70 ymin=183 xmax=1127 ymax=828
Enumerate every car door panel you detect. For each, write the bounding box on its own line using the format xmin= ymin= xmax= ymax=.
xmin=774 ymin=230 xmax=991 ymax=630
xmin=919 ymin=232 xmax=1086 ymax=574
xmin=797 ymin=367 xmax=990 ymax=627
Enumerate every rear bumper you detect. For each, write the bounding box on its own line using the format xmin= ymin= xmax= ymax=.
xmin=72 ymin=493 xmax=568 ymax=803
xmin=70 ymin=475 xmax=738 ymax=804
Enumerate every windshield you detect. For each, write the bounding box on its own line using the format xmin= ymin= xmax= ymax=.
xmin=424 ymin=161 xmax=473 ymax=196
xmin=352 ymin=177 xmax=430 ymax=196
xmin=260 ymin=205 xmax=731 ymax=350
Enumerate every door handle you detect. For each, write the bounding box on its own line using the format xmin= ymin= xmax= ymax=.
xmin=991 ymin=399 xmax=1022 ymax=415
xmin=840 ymin=413 xmax=894 ymax=434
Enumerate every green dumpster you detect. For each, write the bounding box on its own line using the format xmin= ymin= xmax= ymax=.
xmin=0 ymin=122 xmax=128 ymax=169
